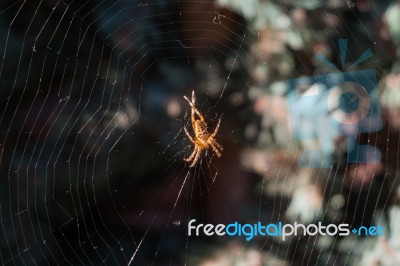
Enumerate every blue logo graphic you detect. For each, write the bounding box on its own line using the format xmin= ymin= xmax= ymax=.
xmin=351 ymin=225 xmax=384 ymax=236
xmin=287 ymin=39 xmax=382 ymax=168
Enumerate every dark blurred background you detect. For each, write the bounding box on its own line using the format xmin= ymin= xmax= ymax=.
xmin=1 ymin=0 xmax=400 ymax=265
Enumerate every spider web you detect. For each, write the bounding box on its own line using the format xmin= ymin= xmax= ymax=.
xmin=0 ymin=0 xmax=399 ymax=265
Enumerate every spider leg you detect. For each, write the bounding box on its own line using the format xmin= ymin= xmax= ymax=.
xmin=191 ymin=106 xmax=197 ymax=133
xmin=191 ymin=90 xmax=196 ymax=105
xmin=209 ymin=142 xmax=222 ymax=157
xmin=190 ymin=90 xmax=206 ymax=122
xmin=183 ymin=93 xmax=206 ymax=124
xmin=189 ymin=148 xmax=202 ymax=168
xmin=183 ymin=95 xmax=199 ymax=132
xmin=213 ymin=140 xmax=223 ymax=151
xmin=184 ymin=127 xmax=196 ymax=145
xmin=184 ymin=147 xmax=198 ymax=162
xmin=210 ymin=116 xmax=222 ymax=139
xmin=183 ymin=95 xmax=193 ymax=106
xmin=192 ymin=105 xmax=206 ymax=124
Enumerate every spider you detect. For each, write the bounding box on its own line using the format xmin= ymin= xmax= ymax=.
xmin=183 ymin=90 xmax=223 ymax=167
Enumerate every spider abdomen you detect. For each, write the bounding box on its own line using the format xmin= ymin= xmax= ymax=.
xmin=195 ymin=121 xmax=208 ymax=138
xmin=194 ymin=121 xmax=209 ymax=147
